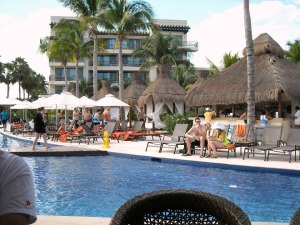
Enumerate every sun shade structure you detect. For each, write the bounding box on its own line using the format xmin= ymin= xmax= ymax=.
xmin=124 ymin=73 xmax=146 ymax=107
xmin=186 ymin=33 xmax=300 ymax=106
xmin=92 ymin=80 xmax=117 ymax=100
xmin=138 ymin=65 xmax=186 ymax=112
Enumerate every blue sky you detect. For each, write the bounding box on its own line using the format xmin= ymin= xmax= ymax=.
xmin=0 ymin=0 xmax=300 ymax=98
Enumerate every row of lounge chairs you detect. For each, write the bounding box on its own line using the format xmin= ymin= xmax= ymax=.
xmin=145 ymin=123 xmax=300 ymax=163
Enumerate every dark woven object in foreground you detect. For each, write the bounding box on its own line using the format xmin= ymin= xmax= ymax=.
xmin=290 ymin=208 xmax=300 ymax=225
xmin=110 ymin=189 xmax=251 ymax=225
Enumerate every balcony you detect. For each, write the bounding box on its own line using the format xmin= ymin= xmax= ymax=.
xmin=49 ymin=75 xmax=83 ymax=82
xmin=181 ymin=41 xmax=198 ymax=52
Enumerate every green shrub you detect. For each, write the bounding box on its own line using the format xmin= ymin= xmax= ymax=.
xmin=163 ymin=113 xmax=192 ymax=134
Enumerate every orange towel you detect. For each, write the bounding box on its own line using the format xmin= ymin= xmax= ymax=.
xmin=235 ymin=124 xmax=246 ymax=137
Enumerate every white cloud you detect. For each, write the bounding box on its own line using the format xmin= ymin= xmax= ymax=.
xmin=0 ymin=7 xmax=75 ymax=99
xmin=189 ymin=1 xmax=300 ymax=68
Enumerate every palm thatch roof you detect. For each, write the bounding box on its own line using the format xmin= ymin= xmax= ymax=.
xmin=138 ymin=73 xmax=186 ymax=105
xmin=93 ymin=80 xmax=117 ymax=100
xmin=186 ymin=33 xmax=300 ymax=106
xmin=124 ymin=73 xmax=147 ymax=106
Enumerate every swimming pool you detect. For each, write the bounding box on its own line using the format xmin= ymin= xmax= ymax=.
xmin=1 ymin=134 xmax=299 ymax=222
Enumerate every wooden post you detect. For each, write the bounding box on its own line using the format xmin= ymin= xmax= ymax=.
xmin=278 ymin=91 xmax=282 ymax=118
xmin=232 ymin=104 xmax=236 ymax=117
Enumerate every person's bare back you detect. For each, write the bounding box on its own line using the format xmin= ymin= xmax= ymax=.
xmin=102 ymin=107 xmax=111 ymax=122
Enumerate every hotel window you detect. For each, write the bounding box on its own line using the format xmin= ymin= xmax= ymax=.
xmin=98 ymin=55 xmax=117 ymax=66
xmin=104 ymin=39 xmax=116 ymax=49
xmin=55 ymin=68 xmax=83 ymax=81
xmin=97 ymin=72 xmax=117 ymax=83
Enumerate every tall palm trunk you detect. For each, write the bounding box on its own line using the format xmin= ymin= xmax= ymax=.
xmin=244 ymin=0 xmax=255 ymax=142
xmin=18 ymin=79 xmax=21 ymax=99
xmin=118 ymin=36 xmax=124 ymax=120
xmin=93 ymin=34 xmax=98 ymax=100
xmin=6 ymin=83 xmax=10 ymax=98
xmin=75 ymin=56 xmax=79 ymax=97
xmin=63 ymin=62 xmax=68 ymax=92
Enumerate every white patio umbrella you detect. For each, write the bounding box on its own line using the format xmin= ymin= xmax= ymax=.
xmin=94 ymin=94 xmax=130 ymax=120
xmin=80 ymin=96 xmax=97 ymax=107
xmin=45 ymin=92 xmax=91 ymax=130
xmin=0 ymin=98 xmax=22 ymax=124
xmin=11 ymin=100 xmax=33 ymax=121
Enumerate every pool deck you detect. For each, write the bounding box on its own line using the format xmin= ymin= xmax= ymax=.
xmin=1 ymin=128 xmax=298 ymax=225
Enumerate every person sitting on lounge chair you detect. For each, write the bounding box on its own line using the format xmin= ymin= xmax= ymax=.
xmin=206 ymin=122 xmax=228 ymax=159
xmin=183 ymin=118 xmax=207 ymax=157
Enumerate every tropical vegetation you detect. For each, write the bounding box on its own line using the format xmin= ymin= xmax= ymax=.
xmin=133 ymin=31 xmax=192 ymax=73
xmin=0 ymin=57 xmax=47 ymax=100
xmin=101 ymin=0 xmax=154 ymax=105
xmin=285 ymin=39 xmax=300 ymax=66
xmin=58 ymin=0 xmax=109 ymax=100
xmin=206 ymin=52 xmax=240 ymax=76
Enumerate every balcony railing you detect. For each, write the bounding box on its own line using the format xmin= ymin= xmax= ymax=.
xmin=104 ymin=43 xmax=141 ymax=50
xmin=49 ymin=75 xmax=83 ymax=82
xmin=182 ymin=41 xmax=198 ymax=48
xmin=89 ymin=61 xmax=143 ymax=67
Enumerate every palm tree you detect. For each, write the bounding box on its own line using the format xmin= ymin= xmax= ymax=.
xmin=173 ymin=66 xmax=196 ymax=90
xmin=22 ymin=69 xmax=48 ymax=100
xmin=244 ymin=0 xmax=255 ymax=142
xmin=133 ymin=31 xmax=192 ymax=75
xmin=53 ymin=19 xmax=94 ymax=97
xmin=102 ymin=0 xmax=154 ymax=106
xmin=39 ymin=31 xmax=75 ymax=91
xmin=0 ymin=62 xmax=18 ymax=98
xmin=11 ymin=57 xmax=31 ymax=99
xmin=285 ymin=39 xmax=300 ymax=66
xmin=206 ymin=52 xmax=240 ymax=76
xmin=59 ymin=0 xmax=109 ymax=100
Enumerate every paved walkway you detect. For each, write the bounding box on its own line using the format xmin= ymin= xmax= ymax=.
xmin=1 ymin=128 xmax=298 ymax=225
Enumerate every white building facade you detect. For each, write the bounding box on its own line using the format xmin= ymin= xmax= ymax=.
xmin=48 ymin=16 xmax=199 ymax=94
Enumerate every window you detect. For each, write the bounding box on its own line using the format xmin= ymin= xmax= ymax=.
xmin=122 ymin=39 xmax=141 ymax=50
xmin=104 ymin=39 xmax=116 ymax=49
xmin=97 ymin=72 xmax=117 ymax=83
xmin=55 ymin=86 xmax=64 ymax=94
xmin=55 ymin=68 xmax=83 ymax=81
xmin=98 ymin=55 xmax=117 ymax=66
xmin=122 ymin=56 xmax=142 ymax=67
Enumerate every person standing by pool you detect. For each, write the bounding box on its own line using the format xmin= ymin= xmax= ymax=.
xmin=0 ymin=109 xmax=9 ymax=131
xmin=0 ymin=150 xmax=37 ymax=225
xmin=93 ymin=109 xmax=102 ymax=133
xmin=83 ymin=108 xmax=92 ymax=124
xmin=32 ymin=107 xmax=51 ymax=151
xmin=102 ymin=107 xmax=111 ymax=127
xmin=72 ymin=108 xmax=80 ymax=129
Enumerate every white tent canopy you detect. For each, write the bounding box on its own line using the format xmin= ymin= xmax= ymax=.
xmin=0 ymin=98 xmax=22 ymax=105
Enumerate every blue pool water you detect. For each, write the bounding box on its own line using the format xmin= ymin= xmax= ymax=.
xmin=1 ymin=135 xmax=300 ymax=222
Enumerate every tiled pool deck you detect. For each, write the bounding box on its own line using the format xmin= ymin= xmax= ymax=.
xmin=1 ymin=128 xmax=298 ymax=225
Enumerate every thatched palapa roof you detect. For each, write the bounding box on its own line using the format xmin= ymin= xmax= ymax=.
xmin=138 ymin=73 xmax=186 ymax=105
xmin=124 ymin=73 xmax=146 ymax=106
xmin=93 ymin=80 xmax=117 ymax=100
xmin=186 ymin=33 xmax=300 ymax=106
